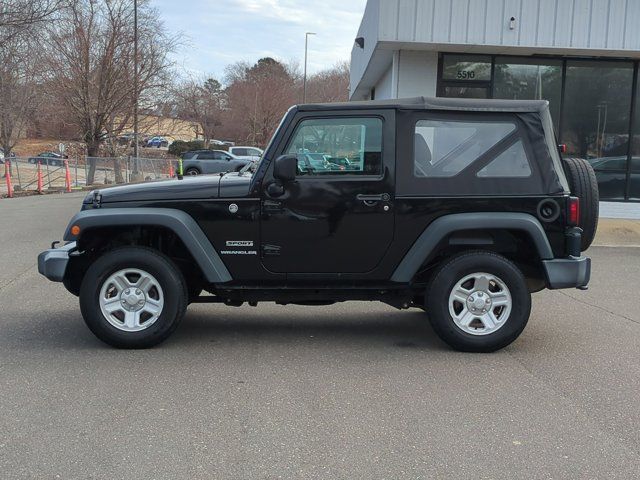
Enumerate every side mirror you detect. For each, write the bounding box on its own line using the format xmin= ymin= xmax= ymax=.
xmin=273 ymin=154 xmax=297 ymax=182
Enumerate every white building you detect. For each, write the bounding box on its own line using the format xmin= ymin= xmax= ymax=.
xmin=350 ymin=0 xmax=640 ymax=202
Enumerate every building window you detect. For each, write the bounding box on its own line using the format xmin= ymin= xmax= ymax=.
xmin=493 ymin=57 xmax=563 ymax=127
xmin=629 ymin=76 xmax=640 ymax=201
xmin=439 ymin=54 xmax=491 ymax=99
xmin=442 ymin=55 xmax=491 ymax=81
xmin=440 ymin=86 xmax=488 ymax=99
xmin=561 ymin=60 xmax=634 ymax=201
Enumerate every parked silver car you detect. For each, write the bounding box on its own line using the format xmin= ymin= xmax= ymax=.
xmin=228 ymin=146 xmax=263 ymax=161
xmin=181 ymin=149 xmax=250 ymax=175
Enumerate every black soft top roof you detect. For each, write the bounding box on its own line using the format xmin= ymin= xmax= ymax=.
xmin=298 ymin=97 xmax=550 ymax=114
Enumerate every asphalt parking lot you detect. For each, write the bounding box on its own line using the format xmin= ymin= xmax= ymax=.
xmin=1 ymin=193 xmax=640 ymax=479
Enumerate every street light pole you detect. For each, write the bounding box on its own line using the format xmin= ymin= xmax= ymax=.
xmin=303 ymin=32 xmax=315 ymax=103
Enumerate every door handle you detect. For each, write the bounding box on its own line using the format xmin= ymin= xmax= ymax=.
xmin=356 ymin=193 xmax=390 ymax=203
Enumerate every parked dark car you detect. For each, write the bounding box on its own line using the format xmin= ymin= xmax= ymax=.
xmin=588 ymin=156 xmax=640 ymax=200
xmin=180 ymin=149 xmax=249 ymax=175
xmin=28 ymin=151 xmax=68 ymax=167
xmin=39 ymin=97 xmax=598 ymax=352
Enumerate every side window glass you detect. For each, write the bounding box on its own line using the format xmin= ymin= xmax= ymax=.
xmin=234 ymin=148 xmax=247 ymax=156
xmin=414 ymin=120 xmax=515 ymax=177
xmin=199 ymin=152 xmax=215 ymax=160
xmin=477 ymin=140 xmax=532 ymax=177
xmin=286 ymin=117 xmax=383 ymax=176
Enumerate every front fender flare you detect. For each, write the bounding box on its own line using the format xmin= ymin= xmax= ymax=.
xmin=64 ymin=208 xmax=232 ymax=283
xmin=390 ymin=212 xmax=554 ymax=283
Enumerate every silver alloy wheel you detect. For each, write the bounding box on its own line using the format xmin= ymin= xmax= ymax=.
xmin=99 ymin=268 xmax=164 ymax=332
xmin=448 ymin=272 xmax=512 ymax=336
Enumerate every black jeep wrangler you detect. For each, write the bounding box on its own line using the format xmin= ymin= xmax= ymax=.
xmin=38 ymin=97 xmax=598 ymax=352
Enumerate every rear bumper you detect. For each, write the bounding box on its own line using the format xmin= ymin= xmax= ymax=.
xmin=542 ymin=256 xmax=591 ymax=289
xmin=37 ymin=242 xmax=77 ymax=282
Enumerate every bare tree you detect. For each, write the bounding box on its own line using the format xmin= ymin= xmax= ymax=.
xmin=44 ymin=0 xmax=175 ymax=183
xmin=305 ymin=61 xmax=350 ymax=103
xmin=0 ymin=0 xmax=62 ymax=44
xmin=222 ymin=58 xmax=299 ymax=147
xmin=0 ymin=24 xmax=38 ymax=160
xmin=0 ymin=1 xmax=62 ymax=162
xmin=174 ymin=77 xmax=223 ymax=146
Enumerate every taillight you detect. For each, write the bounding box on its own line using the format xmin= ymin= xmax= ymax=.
xmin=568 ymin=197 xmax=580 ymax=226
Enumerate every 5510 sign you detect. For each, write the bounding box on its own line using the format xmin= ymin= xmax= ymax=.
xmin=456 ymin=70 xmax=476 ymax=79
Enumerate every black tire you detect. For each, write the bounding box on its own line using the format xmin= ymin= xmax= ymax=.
xmin=425 ymin=251 xmax=531 ymax=353
xmin=185 ymin=167 xmax=200 ymax=176
xmin=562 ymin=157 xmax=599 ymax=251
xmin=79 ymin=246 xmax=188 ymax=348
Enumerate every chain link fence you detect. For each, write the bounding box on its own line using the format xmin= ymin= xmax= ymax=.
xmin=1 ymin=156 xmax=176 ymax=197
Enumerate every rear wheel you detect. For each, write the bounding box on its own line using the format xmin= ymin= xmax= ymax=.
xmin=79 ymin=247 xmax=188 ymax=348
xmin=185 ymin=167 xmax=200 ymax=176
xmin=425 ymin=251 xmax=531 ymax=352
xmin=562 ymin=157 xmax=599 ymax=250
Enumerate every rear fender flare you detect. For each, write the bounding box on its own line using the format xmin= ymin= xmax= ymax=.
xmin=63 ymin=208 xmax=232 ymax=283
xmin=390 ymin=212 xmax=554 ymax=283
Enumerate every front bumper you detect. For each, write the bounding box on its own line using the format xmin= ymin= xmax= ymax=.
xmin=37 ymin=242 xmax=77 ymax=282
xmin=542 ymin=256 xmax=591 ymax=289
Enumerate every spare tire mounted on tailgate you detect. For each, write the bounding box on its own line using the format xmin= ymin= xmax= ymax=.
xmin=562 ymin=157 xmax=599 ymax=251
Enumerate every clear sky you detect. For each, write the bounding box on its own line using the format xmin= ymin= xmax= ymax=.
xmin=151 ymin=0 xmax=367 ymax=80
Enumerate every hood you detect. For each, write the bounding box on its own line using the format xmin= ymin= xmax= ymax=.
xmin=83 ymin=175 xmax=222 ymax=204
xmin=82 ymin=172 xmax=253 ymax=205
xmin=219 ymin=172 xmax=253 ymax=197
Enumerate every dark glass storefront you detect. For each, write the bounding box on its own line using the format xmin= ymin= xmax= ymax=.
xmin=437 ymin=53 xmax=640 ymax=201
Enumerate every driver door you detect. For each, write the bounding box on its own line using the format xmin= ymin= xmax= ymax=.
xmin=260 ymin=111 xmax=395 ymax=275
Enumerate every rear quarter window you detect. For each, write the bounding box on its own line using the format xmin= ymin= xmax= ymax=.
xmin=396 ymin=112 xmax=550 ymax=196
xmin=413 ymin=120 xmax=518 ymax=177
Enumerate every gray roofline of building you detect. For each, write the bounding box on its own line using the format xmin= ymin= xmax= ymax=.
xmin=299 ymin=97 xmax=550 ymax=113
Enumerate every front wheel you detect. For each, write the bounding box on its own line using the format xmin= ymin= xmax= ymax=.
xmin=79 ymin=247 xmax=188 ymax=348
xmin=425 ymin=251 xmax=531 ymax=352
